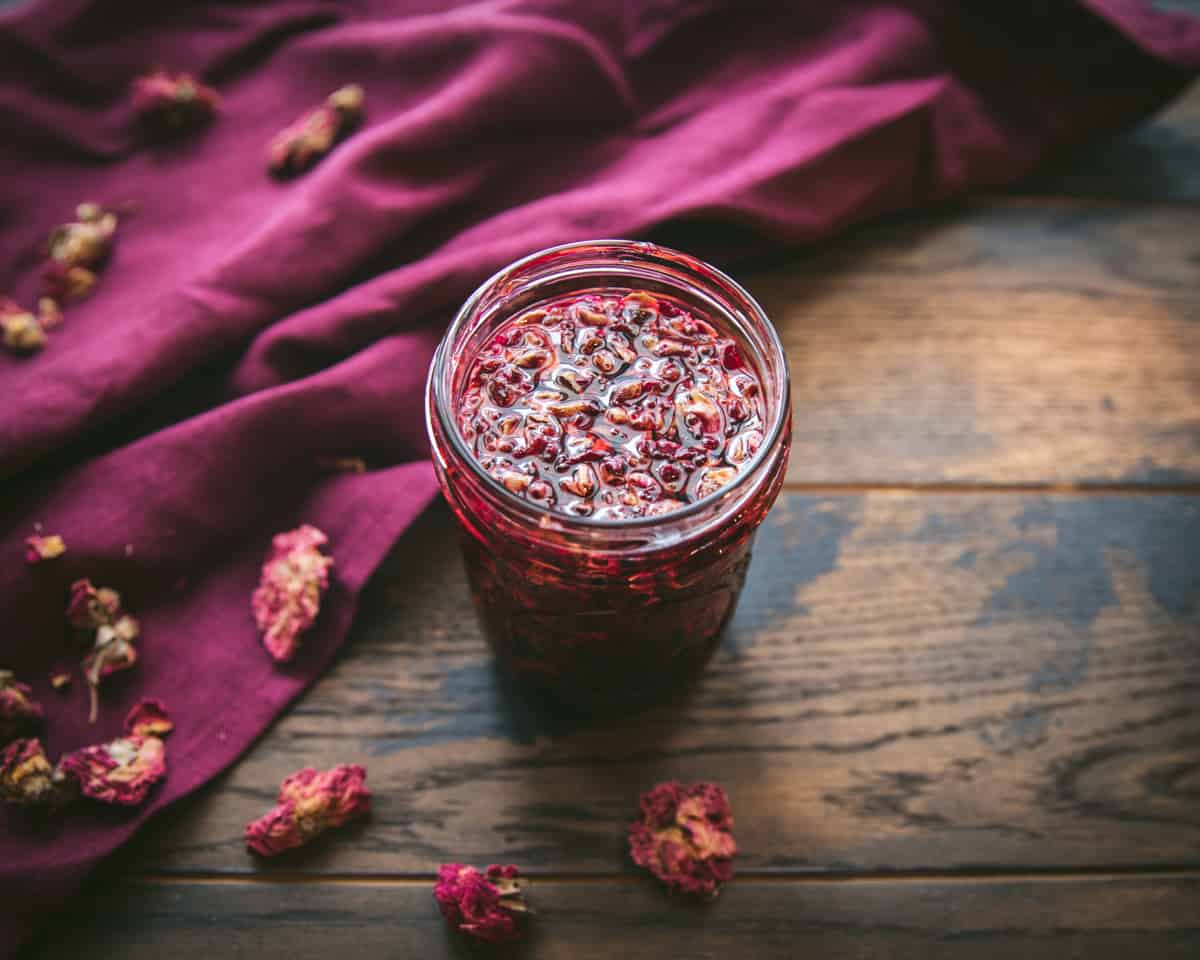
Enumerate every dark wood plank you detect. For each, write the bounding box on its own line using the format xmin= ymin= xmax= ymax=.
xmin=1010 ymin=82 xmax=1200 ymax=201
xmin=21 ymin=875 xmax=1200 ymax=959
xmin=751 ymin=201 xmax=1200 ymax=485
xmin=123 ymin=494 xmax=1200 ymax=875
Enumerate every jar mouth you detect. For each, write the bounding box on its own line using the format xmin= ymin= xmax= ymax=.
xmin=426 ymin=239 xmax=790 ymax=532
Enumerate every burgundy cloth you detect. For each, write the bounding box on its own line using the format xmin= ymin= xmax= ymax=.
xmin=1 ymin=0 xmax=1197 ymax=952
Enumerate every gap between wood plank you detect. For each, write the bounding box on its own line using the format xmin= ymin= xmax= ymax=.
xmin=778 ymin=482 xmax=1200 ymax=496
xmin=133 ymin=864 xmax=1200 ymax=887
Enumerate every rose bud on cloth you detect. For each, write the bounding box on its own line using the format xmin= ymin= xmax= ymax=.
xmin=0 ymin=671 xmax=43 ymax=744
xmin=59 ymin=735 xmax=165 ymax=806
xmin=252 ymin=524 xmax=334 ymax=662
xmin=244 ymin=764 xmax=369 ymax=856
xmin=67 ymin=579 xmax=140 ymax=722
xmin=0 ymin=739 xmax=71 ymax=810
xmin=434 ymin=864 xmax=529 ymax=944
xmin=43 ymin=203 xmax=118 ymax=302
xmin=267 ymin=84 xmax=364 ymax=178
xmin=131 ymin=69 xmax=220 ymax=135
xmin=1 ymin=298 xmax=46 ymax=355
xmin=628 ymin=781 xmax=737 ymax=898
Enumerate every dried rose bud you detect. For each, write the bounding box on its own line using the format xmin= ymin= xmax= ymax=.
xmin=49 ymin=672 xmax=72 ymax=691
xmin=434 ymin=863 xmax=529 ymax=944
xmin=0 ymin=739 xmax=71 ymax=809
xmin=83 ymin=616 xmax=140 ymax=723
xmin=132 ymin=69 xmax=220 ymax=134
xmin=47 ymin=205 xmax=117 ymax=269
xmin=125 ymin=698 xmax=173 ymax=737
xmin=0 ymin=671 xmax=44 ymax=744
xmin=66 ymin=578 xmax=123 ymax=629
xmin=629 ymin=781 xmax=736 ymax=898
xmin=244 ymin=764 xmax=370 ymax=856
xmin=37 ymin=297 xmax=63 ymax=330
xmin=24 ymin=533 xmax=66 ymax=564
xmin=41 ymin=262 xmax=97 ymax=302
xmin=60 ymin=734 xmax=165 ymax=805
xmin=252 ymin=524 xmax=334 ymax=662
xmin=1 ymin=299 xmax=46 ymax=355
xmin=268 ymin=84 xmax=364 ymax=178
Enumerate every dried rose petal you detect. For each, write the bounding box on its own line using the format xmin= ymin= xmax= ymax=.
xmin=252 ymin=524 xmax=334 ymax=662
xmin=25 ymin=533 xmax=66 ymax=564
xmin=60 ymin=734 xmax=165 ymax=805
xmin=132 ymin=69 xmax=220 ymax=134
xmin=49 ymin=672 xmax=72 ymax=691
xmin=1 ymin=299 xmax=46 ymax=355
xmin=66 ymin=578 xmax=123 ymax=629
xmin=0 ymin=671 xmax=44 ymax=744
xmin=628 ymin=781 xmax=736 ymax=898
xmin=125 ymin=698 xmax=173 ymax=737
xmin=244 ymin=764 xmax=369 ymax=856
xmin=0 ymin=739 xmax=70 ymax=809
xmin=268 ymin=84 xmax=364 ymax=178
xmin=434 ymin=863 xmax=529 ymax=944
xmin=68 ymin=579 xmax=141 ymax=721
xmin=83 ymin=616 xmax=140 ymax=722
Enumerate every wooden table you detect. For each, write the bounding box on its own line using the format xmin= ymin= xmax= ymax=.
xmin=22 ymin=85 xmax=1200 ymax=959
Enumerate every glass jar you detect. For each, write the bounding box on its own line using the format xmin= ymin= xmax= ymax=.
xmin=425 ymin=240 xmax=791 ymax=709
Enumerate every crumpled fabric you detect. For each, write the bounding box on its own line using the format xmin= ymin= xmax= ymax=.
xmin=0 ymin=0 xmax=1197 ymax=953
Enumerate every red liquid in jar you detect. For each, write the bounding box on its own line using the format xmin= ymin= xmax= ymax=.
xmin=441 ymin=287 xmax=786 ymax=708
xmin=455 ymin=290 xmax=766 ymax=520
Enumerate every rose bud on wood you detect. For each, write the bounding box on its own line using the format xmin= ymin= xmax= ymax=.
xmin=434 ymin=863 xmax=529 ymax=944
xmin=244 ymin=764 xmax=370 ymax=856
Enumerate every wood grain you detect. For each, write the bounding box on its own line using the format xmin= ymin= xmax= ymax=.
xmin=22 ymin=875 xmax=1200 ymax=959
xmin=121 ymin=494 xmax=1200 ymax=876
xmin=745 ymin=201 xmax=1200 ymax=485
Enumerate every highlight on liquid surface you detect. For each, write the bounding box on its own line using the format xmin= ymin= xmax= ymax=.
xmin=455 ymin=289 xmax=767 ymax=520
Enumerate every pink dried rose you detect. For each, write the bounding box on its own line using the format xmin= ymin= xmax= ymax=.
xmin=25 ymin=533 xmax=66 ymax=564
xmin=43 ymin=203 xmax=118 ymax=302
xmin=68 ymin=579 xmax=140 ymax=722
xmin=0 ymin=739 xmax=71 ymax=809
xmin=244 ymin=764 xmax=370 ymax=856
xmin=252 ymin=524 xmax=334 ymax=662
xmin=268 ymin=84 xmax=364 ymax=178
xmin=60 ymin=734 xmax=165 ymax=805
xmin=628 ymin=781 xmax=736 ymax=898
xmin=125 ymin=698 xmax=173 ymax=738
xmin=434 ymin=863 xmax=529 ymax=944
xmin=0 ymin=671 xmax=44 ymax=744
xmin=131 ymin=69 xmax=220 ymax=134
xmin=1 ymin=298 xmax=46 ymax=355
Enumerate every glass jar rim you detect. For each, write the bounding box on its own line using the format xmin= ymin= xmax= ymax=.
xmin=425 ymin=239 xmax=790 ymax=532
